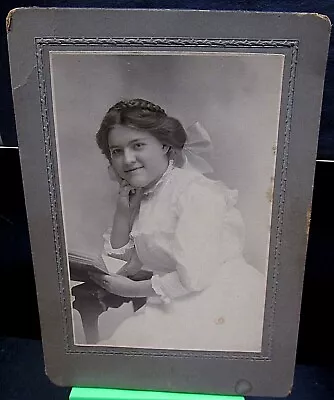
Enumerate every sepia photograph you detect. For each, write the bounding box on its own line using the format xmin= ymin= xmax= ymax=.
xmin=49 ymin=51 xmax=284 ymax=352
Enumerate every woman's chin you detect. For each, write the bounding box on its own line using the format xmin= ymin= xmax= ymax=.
xmin=126 ymin=172 xmax=164 ymax=189
xmin=127 ymin=177 xmax=151 ymax=188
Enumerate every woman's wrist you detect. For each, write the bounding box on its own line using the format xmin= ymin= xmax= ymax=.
xmin=119 ymin=277 xmax=156 ymax=298
xmin=135 ymin=279 xmax=156 ymax=298
xmin=113 ymin=276 xmax=156 ymax=298
xmin=110 ymin=232 xmax=131 ymax=249
xmin=91 ymin=274 xmax=156 ymax=298
xmin=115 ymin=201 xmax=132 ymax=218
xmin=110 ymin=208 xmax=132 ymax=248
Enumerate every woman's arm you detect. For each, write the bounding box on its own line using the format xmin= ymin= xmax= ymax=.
xmin=110 ymin=205 xmax=132 ymax=248
xmin=110 ymin=182 xmax=142 ymax=248
xmin=89 ymin=272 xmax=156 ymax=298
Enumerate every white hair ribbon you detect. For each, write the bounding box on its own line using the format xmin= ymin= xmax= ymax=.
xmin=182 ymin=122 xmax=214 ymax=174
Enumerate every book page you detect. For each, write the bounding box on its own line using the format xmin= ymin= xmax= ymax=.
xmin=101 ymin=253 xmax=127 ymax=274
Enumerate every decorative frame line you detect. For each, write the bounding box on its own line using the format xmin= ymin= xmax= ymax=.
xmin=36 ymin=37 xmax=298 ymax=49
xmin=35 ymin=37 xmax=299 ymax=361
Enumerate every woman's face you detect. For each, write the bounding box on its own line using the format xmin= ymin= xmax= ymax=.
xmin=108 ymin=125 xmax=169 ymax=188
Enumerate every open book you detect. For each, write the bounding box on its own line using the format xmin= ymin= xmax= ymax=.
xmin=68 ymin=250 xmax=126 ymax=282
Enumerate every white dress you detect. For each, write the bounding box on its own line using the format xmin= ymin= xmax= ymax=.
xmin=102 ymin=166 xmax=266 ymax=352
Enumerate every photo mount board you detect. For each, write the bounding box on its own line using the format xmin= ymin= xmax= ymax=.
xmin=7 ymin=8 xmax=331 ymax=397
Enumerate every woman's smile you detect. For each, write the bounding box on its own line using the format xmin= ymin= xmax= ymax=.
xmin=124 ymin=166 xmax=144 ymax=173
xmin=108 ymin=126 xmax=169 ymax=188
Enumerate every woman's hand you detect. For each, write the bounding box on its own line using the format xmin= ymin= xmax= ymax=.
xmin=117 ymin=180 xmax=143 ymax=216
xmin=108 ymin=165 xmax=141 ymax=212
xmin=88 ymin=272 xmax=156 ymax=298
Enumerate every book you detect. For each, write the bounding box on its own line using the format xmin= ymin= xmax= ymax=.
xmin=69 ymin=251 xmax=127 ymax=282
xmin=68 ymin=251 xmax=109 ymax=282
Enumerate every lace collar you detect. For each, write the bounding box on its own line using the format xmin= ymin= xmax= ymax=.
xmin=142 ymin=160 xmax=174 ymax=197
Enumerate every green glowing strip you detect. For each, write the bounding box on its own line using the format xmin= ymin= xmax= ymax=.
xmin=70 ymin=387 xmax=244 ymax=400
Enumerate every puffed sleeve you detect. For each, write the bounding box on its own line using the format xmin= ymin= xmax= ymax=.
xmin=103 ymin=228 xmax=135 ymax=261
xmin=151 ymin=178 xmax=245 ymax=301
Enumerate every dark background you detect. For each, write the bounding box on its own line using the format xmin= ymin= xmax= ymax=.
xmin=1 ymin=2 xmax=334 ymax=399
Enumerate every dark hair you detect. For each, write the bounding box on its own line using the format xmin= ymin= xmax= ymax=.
xmin=96 ymin=98 xmax=187 ymax=162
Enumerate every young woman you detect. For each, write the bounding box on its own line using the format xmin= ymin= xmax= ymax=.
xmin=90 ymin=98 xmax=265 ymax=351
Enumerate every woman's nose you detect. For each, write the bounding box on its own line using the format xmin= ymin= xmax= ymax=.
xmin=123 ymin=148 xmax=136 ymax=164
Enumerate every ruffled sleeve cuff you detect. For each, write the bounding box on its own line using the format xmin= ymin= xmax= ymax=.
xmin=103 ymin=229 xmax=135 ymax=260
xmin=151 ymin=272 xmax=190 ymax=304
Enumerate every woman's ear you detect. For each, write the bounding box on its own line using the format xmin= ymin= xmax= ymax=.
xmin=170 ymin=148 xmax=185 ymax=168
xmin=162 ymin=144 xmax=171 ymax=155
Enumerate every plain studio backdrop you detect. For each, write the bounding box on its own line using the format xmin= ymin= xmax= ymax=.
xmin=50 ymin=52 xmax=284 ymax=276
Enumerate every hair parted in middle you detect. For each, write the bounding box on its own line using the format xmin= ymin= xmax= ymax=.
xmin=96 ymin=98 xmax=188 ymax=163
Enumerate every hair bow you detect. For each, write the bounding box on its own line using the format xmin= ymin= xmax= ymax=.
xmin=182 ymin=122 xmax=214 ymax=174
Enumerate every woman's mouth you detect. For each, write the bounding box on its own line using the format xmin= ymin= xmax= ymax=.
xmin=124 ymin=167 xmax=144 ymax=173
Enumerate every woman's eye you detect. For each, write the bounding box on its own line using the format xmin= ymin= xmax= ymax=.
xmin=111 ymin=148 xmax=123 ymax=156
xmin=133 ymin=143 xmax=145 ymax=150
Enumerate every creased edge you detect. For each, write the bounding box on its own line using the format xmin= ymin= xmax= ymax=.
xmin=306 ymin=204 xmax=312 ymax=238
xmin=310 ymin=13 xmax=332 ymax=25
xmin=13 ymin=65 xmax=37 ymax=92
xmin=6 ymin=8 xmax=21 ymax=33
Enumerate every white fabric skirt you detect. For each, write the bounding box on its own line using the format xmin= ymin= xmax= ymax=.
xmin=99 ymin=258 xmax=266 ymax=352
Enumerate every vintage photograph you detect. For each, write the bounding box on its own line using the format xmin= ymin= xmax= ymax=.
xmin=8 ymin=8 xmax=330 ymax=395
xmin=50 ymin=51 xmax=284 ymax=352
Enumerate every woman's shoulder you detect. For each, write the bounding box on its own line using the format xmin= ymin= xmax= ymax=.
xmin=169 ymin=167 xmax=238 ymax=209
xmin=169 ymin=166 xmax=203 ymax=186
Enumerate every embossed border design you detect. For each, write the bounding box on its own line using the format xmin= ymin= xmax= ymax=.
xmin=35 ymin=37 xmax=299 ymax=361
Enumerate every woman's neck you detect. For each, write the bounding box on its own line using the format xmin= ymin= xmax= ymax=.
xmin=144 ymin=160 xmax=174 ymax=193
